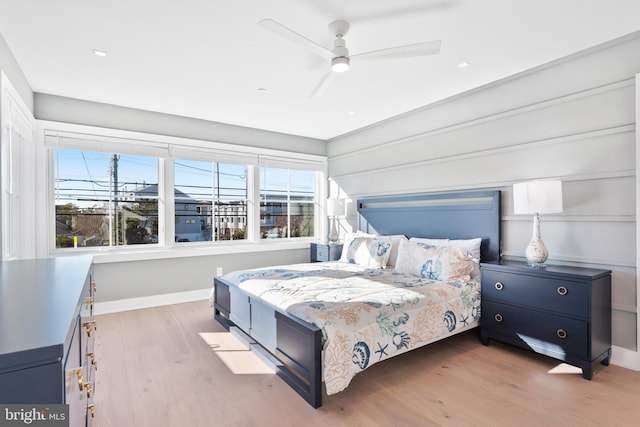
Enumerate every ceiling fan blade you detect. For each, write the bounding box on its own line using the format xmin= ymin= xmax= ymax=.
xmin=351 ymin=40 xmax=441 ymax=61
xmin=310 ymin=69 xmax=335 ymax=98
xmin=258 ymin=19 xmax=334 ymax=60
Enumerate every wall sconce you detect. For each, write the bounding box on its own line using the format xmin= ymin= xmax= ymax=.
xmin=326 ymin=198 xmax=345 ymax=243
xmin=513 ymin=180 xmax=563 ymax=266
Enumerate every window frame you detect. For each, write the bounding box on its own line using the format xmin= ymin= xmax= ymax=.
xmin=37 ymin=121 xmax=328 ymax=260
xmin=172 ymin=158 xmax=250 ymax=244
xmin=52 ymin=148 xmax=163 ymax=251
xmin=259 ymin=167 xmax=318 ymax=240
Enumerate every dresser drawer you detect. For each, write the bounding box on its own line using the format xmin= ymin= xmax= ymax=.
xmin=482 ymin=300 xmax=589 ymax=359
xmin=482 ymin=269 xmax=589 ymax=318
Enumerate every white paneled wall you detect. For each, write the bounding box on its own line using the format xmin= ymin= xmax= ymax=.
xmin=328 ymin=32 xmax=640 ymax=366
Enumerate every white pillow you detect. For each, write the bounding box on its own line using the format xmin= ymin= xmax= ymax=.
xmin=340 ymin=232 xmax=406 ymax=267
xmin=382 ymin=234 xmax=408 ymax=268
xmin=409 ymin=237 xmax=450 ymax=247
xmin=342 ymin=236 xmax=393 ymax=269
xmin=395 ymin=239 xmax=474 ymax=282
xmin=340 ymin=231 xmax=375 ymax=262
xmin=409 ymin=237 xmax=482 ymax=280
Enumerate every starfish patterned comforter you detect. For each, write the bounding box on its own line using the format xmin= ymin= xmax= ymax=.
xmin=222 ymin=261 xmax=481 ymax=395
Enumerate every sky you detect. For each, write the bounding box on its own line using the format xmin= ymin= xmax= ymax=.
xmin=54 ymin=149 xmax=315 ymax=209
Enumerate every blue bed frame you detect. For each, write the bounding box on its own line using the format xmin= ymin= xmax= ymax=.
xmin=213 ymin=190 xmax=501 ymax=408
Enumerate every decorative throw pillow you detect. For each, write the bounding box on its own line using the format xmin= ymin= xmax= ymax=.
xmin=339 ymin=231 xmax=375 ymax=262
xmin=410 ymin=237 xmax=482 ymax=280
xmin=383 ymin=234 xmax=408 ymax=268
xmin=449 ymin=238 xmax=482 ymax=279
xmin=343 ymin=236 xmax=393 ymax=269
xmin=395 ymin=239 xmax=474 ymax=282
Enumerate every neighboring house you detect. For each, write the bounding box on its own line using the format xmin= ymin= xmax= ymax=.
xmin=126 ymin=183 xmax=247 ymax=242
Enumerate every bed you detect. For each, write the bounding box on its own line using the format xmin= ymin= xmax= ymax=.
xmin=212 ymin=190 xmax=501 ymax=408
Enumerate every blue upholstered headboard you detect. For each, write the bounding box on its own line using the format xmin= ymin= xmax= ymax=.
xmin=357 ymin=190 xmax=501 ymax=263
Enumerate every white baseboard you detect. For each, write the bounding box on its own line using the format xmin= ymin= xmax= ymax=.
xmin=611 ymin=345 xmax=640 ymax=371
xmin=94 ymin=288 xmax=212 ymax=315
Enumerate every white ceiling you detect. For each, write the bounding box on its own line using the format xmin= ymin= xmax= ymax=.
xmin=1 ymin=0 xmax=639 ymax=140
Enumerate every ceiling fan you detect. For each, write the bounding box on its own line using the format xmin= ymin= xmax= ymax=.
xmin=259 ymin=18 xmax=441 ymax=97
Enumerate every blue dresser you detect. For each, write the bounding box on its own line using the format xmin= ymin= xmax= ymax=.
xmin=480 ymin=260 xmax=611 ymax=379
xmin=0 ymin=256 xmax=96 ymax=426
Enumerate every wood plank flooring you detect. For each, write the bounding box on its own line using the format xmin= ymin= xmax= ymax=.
xmin=92 ymin=300 xmax=640 ymax=427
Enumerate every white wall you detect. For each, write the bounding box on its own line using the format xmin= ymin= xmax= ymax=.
xmin=0 ymin=33 xmax=32 ymax=112
xmin=92 ymin=247 xmax=309 ymax=304
xmin=34 ymin=93 xmax=326 ymax=156
xmin=328 ymin=32 xmax=640 ymax=367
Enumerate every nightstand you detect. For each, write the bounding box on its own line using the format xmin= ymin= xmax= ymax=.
xmin=480 ymin=260 xmax=611 ymax=380
xmin=310 ymin=243 xmax=343 ymax=262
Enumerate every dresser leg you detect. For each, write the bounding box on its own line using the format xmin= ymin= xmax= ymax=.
xmin=480 ymin=331 xmax=490 ymax=346
xmin=582 ymin=364 xmax=593 ymax=380
xmin=601 ymin=349 xmax=611 ymax=366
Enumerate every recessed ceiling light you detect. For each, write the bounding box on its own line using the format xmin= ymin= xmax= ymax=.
xmin=257 ymin=88 xmax=267 ymax=92
xmin=93 ymin=49 xmax=108 ymax=57
xmin=458 ymin=61 xmax=470 ymax=68
xmin=348 ymin=111 xmax=356 ymax=115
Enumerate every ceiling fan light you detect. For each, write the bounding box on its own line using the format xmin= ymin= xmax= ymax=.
xmin=331 ymin=57 xmax=350 ymax=72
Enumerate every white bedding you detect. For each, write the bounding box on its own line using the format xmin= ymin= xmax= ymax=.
xmin=219 ymin=261 xmax=481 ymax=395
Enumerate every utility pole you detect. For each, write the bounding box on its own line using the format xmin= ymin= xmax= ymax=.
xmin=111 ymin=154 xmax=120 ymax=245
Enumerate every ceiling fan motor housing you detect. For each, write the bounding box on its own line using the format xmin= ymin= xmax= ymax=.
xmin=332 ymin=38 xmax=349 ymax=58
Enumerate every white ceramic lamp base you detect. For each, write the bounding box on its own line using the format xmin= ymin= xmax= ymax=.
xmin=525 ymin=213 xmax=549 ymax=266
xmin=328 ymin=216 xmax=339 ymax=243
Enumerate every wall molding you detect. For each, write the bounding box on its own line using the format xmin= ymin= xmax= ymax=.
xmin=94 ymin=288 xmax=211 ymax=315
xmin=329 ymin=78 xmax=635 ymax=161
xmin=504 ymin=214 xmax=635 ymax=223
xmin=336 ymin=170 xmax=634 ymax=201
xmin=330 ymin=125 xmax=635 ymax=180
xmin=611 ymin=303 xmax=638 ymax=314
xmin=501 ymin=251 xmax=636 ymax=269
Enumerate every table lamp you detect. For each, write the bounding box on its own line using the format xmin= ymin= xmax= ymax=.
xmin=513 ymin=180 xmax=563 ymax=266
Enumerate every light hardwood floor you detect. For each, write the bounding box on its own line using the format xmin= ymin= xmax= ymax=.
xmin=93 ymin=300 xmax=640 ymax=427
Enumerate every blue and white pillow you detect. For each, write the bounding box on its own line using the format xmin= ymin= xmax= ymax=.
xmin=409 ymin=237 xmax=481 ymax=280
xmin=395 ymin=239 xmax=474 ymax=282
xmin=343 ymin=236 xmax=393 ymax=269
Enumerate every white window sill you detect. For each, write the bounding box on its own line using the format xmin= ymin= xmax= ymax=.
xmin=52 ymin=239 xmax=315 ymax=264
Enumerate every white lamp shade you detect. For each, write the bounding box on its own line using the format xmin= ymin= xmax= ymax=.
xmin=326 ymin=198 xmax=345 ymax=217
xmin=513 ymin=180 xmax=563 ymax=214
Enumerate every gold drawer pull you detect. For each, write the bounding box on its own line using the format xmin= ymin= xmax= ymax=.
xmin=83 ymin=321 xmax=97 ymax=337
xmin=495 ymin=282 xmax=504 ymax=291
xmin=88 ymin=352 xmax=98 ymax=370
xmin=88 ymin=404 xmax=95 ymax=418
xmin=557 ymin=329 xmax=568 ymax=339
xmin=557 ymin=286 xmax=568 ymax=296
xmin=73 ymin=368 xmax=84 ymax=391
xmin=84 ymin=383 xmax=92 ymax=398
xmin=85 ymin=296 xmax=94 ymax=309
xmin=92 ymin=282 xmax=97 ymax=292
xmin=494 ymin=313 xmax=503 ymax=322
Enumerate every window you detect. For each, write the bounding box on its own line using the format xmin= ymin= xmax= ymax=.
xmin=174 ymin=159 xmax=248 ymax=242
xmin=54 ymin=149 xmax=159 ymax=248
xmin=44 ymin=125 xmax=326 ymax=255
xmin=260 ymin=167 xmax=315 ymax=239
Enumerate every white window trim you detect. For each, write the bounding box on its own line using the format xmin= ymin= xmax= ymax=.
xmin=1 ymin=72 xmax=36 ymax=260
xmin=35 ymin=120 xmax=328 ymax=262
